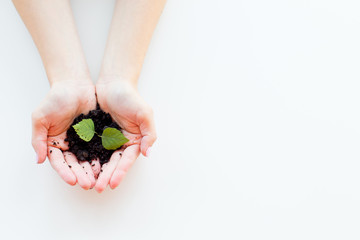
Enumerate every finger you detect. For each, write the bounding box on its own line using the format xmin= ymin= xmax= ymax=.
xmin=32 ymin=112 xmax=48 ymax=164
xmin=64 ymin=152 xmax=92 ymax=190
xmin=48 ymin=147 xmax=76 ymax=186
xmin=138 ymin=110 xmax=157 ymax=157
xmin=109 ymin=145 xmax=140 ymax=189
xmin=94 ymin=151 xmax=122 ymax=193
xmin=90 ymin=158 xmax=101 ymax=179
xmin=80 ymin=161 xmax=96 ymax=189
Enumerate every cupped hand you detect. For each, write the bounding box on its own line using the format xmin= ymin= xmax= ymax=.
xmin=95 ymin=79 xmax=157 ymax=192
xmin=32 ymin=80 xmax=98 ymax=189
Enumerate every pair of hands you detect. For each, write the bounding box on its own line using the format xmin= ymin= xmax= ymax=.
xmin=32 ymin=78 xmax=156 ymax=192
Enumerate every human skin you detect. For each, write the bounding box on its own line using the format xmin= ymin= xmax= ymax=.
xmin=13 ymin=0 xmax=166 ymax=192
xmin=12 ymin=0 xmax=97 ymax=189
xmin=95 ymin=0 xmax=166 ymax=192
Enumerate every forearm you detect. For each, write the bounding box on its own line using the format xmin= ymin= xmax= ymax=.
xmin=12 ymin=0 xmax=90 ymax=85
xmin=99 ymin=0 xmax=167 ymax=86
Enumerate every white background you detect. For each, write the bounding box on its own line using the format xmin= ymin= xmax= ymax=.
xmin=1 ymin=0 xmax=360 ymax=239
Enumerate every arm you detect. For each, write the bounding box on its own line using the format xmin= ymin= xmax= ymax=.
xmin=95 ymin=0 xmax=166 ymax=192
xmin=99 ymin=0 xmax=167 ymax=85
xmin=13 ymin=0 xmax=96 ymax=189
xmin=12 ymin=0 xmax=90 ymax=84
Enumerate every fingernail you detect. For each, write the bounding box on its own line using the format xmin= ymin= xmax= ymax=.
xmin=146 ymin=147 xmax=152 ymax=157
xmin=35 ymin=153 xmax=39 ymax=164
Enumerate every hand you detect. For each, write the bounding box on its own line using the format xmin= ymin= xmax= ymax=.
xmin=32 ymin=80 xmax=98 ymax=189
xmin=95 ymin=79 xmax=157 ymax=192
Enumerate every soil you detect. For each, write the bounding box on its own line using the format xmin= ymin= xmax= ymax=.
xmin=65 ymin=106 xmax=123 ymax=165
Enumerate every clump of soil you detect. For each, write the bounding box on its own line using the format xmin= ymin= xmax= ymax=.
xmin=65 ymin=106 xmax=122 ymax=165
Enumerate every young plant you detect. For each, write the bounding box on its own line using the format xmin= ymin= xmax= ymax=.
xmin=72 ymin=118 xmax=129 ymax=150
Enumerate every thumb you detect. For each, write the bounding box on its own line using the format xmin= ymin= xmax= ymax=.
xmin=138 ymin=110 xmax=157 ymax=157
xmin=32 ymin=113 xmax=48 ymax=164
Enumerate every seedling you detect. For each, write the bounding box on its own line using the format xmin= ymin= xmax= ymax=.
xmin=72 ymin=118 xmax=129 ymax=150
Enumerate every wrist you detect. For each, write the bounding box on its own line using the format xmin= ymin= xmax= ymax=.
xmin=48 ymin=72 xmax=93 ymax=88
xmin=46 ymin=61 xmax=92 ymax=87
xmin=97 ymin=74 xmax=138 ymax=89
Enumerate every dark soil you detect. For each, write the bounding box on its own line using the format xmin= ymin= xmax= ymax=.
xmin=65 ymin=106 xmax=122 ymax=165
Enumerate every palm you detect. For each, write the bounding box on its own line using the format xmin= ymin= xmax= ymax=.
xmin=96 ymin=81 xmax=151 ymax=144
xmin=38 ymin=83 xmax=95 ymax=135
xmin=33 ymin=82 xmax=97 ymax=189
xmin=94 ymin=80 xmax=156 ymax=192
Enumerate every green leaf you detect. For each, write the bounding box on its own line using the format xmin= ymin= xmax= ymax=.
xmin=101 ymin=127 xmax=129 ymax=150
xmin=72 ymin=119 xmax=95 ymax=142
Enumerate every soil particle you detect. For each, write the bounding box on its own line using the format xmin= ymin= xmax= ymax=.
xmin=50 ymin=150 xmax=52 ymax=154
xmin=65 ymin=105 xmax=123 ymax=166
xmin=68 ymin=165 xmax=72 ymax=168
